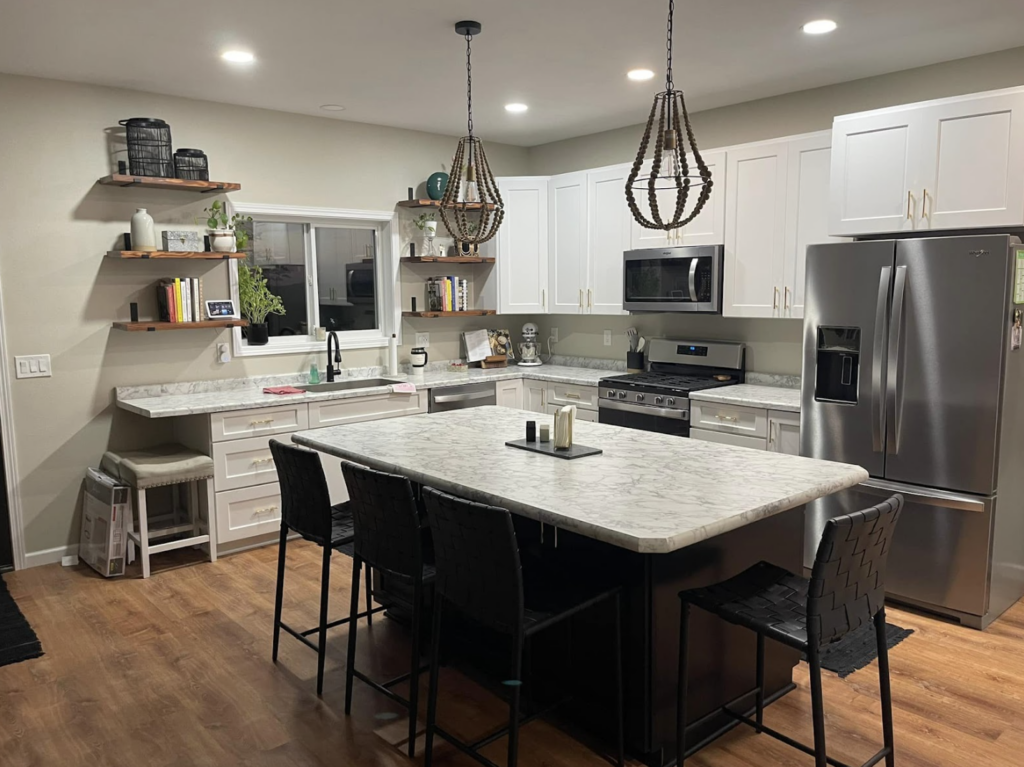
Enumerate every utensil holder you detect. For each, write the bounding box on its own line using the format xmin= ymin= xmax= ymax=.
xmin=626 ymin=351 xmax=645 ymax=373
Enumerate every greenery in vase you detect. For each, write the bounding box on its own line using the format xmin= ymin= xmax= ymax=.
xmin=199 ymin=201 xmax=252 ymax=249
xmin=238 ymin=262 xmax=286 ymax=325
xmin=413 ymin=212 xmax=436 ymax=231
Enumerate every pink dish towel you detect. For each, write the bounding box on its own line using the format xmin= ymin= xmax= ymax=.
xmin=263 ymin=386 xmax=307 ymax=395
xmin=390 ymin=383 xmax=417 ymax=394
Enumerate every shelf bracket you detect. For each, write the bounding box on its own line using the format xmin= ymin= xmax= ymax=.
xmin=200 ymin=184 xmax=226 ymax=194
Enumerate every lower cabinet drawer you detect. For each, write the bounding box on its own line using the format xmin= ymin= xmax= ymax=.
xmin=212 ymin=434 xmax=286 ymax=491
xmin=309 ymin=392 xmax=427 ymax=428
xmin=690 ymin=427 xmax=767 ymax=451
xmin=690 ymin=402 xmax=768 ymax=437
xmin=546 ymin=383 xmax=600 ymax=412
xmin=210 ymin=404 xmax=308 ymax=443
xmin=216 ymin=483 xmax=283 ymax=543
xmin=544 ymin=404 xmax=599 ymax=423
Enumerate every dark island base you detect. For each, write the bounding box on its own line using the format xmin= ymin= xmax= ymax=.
xmin=377 ymin=506 xmax=805 ymax=766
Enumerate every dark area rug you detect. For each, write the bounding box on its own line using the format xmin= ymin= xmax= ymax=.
xmin=0 ymin=575 xmax=43 ymax=668
xmin=810 ymin=621 xmax=913 ymax=678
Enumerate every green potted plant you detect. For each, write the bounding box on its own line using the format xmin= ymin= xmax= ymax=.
xmin=200 ymin=201 xmax=252 ymax=253
xmin=238 ymin=262 xmax=286 ymax=345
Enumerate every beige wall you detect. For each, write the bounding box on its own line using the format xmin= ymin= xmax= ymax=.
xmin=0 ymin=73 xmax=529 ymax=557
xmin=528 ymin=46 xmax=1024 ymax=175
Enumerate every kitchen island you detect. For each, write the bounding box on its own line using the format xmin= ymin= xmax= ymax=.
xmin=294 ymin=406 xmax=866 ymax=765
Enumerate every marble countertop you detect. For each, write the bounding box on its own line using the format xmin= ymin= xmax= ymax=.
xmin=116 ymin=365 xmax=615 ymax=419
xmin=691 ymin=384 xmax=802 ymax=413
xmin=293 ymin=406 xmax=866 ymax=554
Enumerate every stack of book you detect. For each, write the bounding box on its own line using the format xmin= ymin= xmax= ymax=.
xmin=157 ymin=277 xmax=205 ymax=323
xmin=434 ymin=275 xmax=469 ymax=312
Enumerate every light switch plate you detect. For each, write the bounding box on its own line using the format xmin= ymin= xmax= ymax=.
xmin=603 ymin=330 xmax=612 ymax=347
xmin=15 ymin=354 xmax=51 ymax=379
xmin=550 ymin=327 xmax=559 ymax=343
xmin=415 ymin=333 xmax=430 ymax=348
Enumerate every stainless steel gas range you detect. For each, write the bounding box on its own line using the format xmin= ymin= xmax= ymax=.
xmin=598 ymin=339 xmax=745 ymax=436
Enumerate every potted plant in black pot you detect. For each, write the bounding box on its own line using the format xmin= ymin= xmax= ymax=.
xmin=238 ymin=262 xmax=285 ymax=345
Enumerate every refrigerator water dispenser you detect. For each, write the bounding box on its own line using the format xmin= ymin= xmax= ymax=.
xmin=814 ymin=327 xmax=860 ymax=403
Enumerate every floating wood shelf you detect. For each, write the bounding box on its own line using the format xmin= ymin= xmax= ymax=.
xmin=402 ymin=310 xmax=496 ymax=318
xmin=112 ymin=319 xmax=249 ymax=332
xmin=107 ymin=250 xmax=246 ymax=260
xmin=97 ymin=174 xmax=242 ymax=193
xmin=400 ymin=256 xmax=495 ymax=264
xmin=397 ymin=199 xmax=496 ymax=211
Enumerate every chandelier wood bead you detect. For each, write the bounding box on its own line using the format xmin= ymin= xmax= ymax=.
xmin=625 ymin=0 xmax=712 ymax=232
xmin=439 ymin=21 xmax=505 ymax=247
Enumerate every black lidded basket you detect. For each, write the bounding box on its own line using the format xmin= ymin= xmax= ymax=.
xmin=173 ymin=148 xmax=210 ymax=181
xmin=119 ymin=117 xmax=173 ymax=177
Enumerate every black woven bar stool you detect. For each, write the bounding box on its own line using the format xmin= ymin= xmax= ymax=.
xmin=676 ymin=494 xmax=904 ymax=767
xmin=341 ymin=460 xmax=435 ymax=757
xmin=421 ymin=487 xmax=625 ymax=767
xmin=269 ymin=440 xmax=383 ymax=696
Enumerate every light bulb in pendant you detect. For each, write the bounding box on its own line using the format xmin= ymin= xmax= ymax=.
xmin=462 ymin=164 xmax=479 ymax=203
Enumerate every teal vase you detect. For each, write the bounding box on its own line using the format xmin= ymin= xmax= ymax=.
xmin=426 ymin=172 xmax=449 ymax=201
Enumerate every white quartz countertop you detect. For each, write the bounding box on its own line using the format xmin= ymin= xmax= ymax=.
xmin=116 ymin=365 xmax=614 ymax=419
xmin=293 ymin=406 xmax=866 ymax=554
xmin=690 ymin=384 xmax=802 ymax=413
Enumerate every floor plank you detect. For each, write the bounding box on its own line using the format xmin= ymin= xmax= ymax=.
xmin=1 ymin=542 xmax=1022 ymax=766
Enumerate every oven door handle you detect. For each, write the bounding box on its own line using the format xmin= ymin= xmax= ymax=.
xmin=600 ymin=400 xmax=689 ymax=420
xmin=688 ymin=260 xmax=698 ymax=302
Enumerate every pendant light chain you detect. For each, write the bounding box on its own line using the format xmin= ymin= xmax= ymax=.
xmin=665 ymin=0 xmax=675 ymax=92
xmin=465 ymin=32 xmax=474 ymax=137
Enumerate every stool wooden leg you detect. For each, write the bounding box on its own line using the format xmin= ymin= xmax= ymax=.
xmin=875 ymin=608 xmax=896 ymax=767
xmin=272 ymin=521 xmax=288 ymax=663
xmin=345 ymin=554 xmax=362 ymax=715
xmin=204 ymin=479 xmax=217 ymax=563
xmin=807 ymin=641 xmax=828 ymax=767
xmin=676 ymin=602 xmax=690 ymax=767
xmin=316 ymin=544 xmax=332 ymax=697
xmin=136 ymin=488 xmax=151 ymax=579
xmin=189 ymin=481 xmax=201 ymax=540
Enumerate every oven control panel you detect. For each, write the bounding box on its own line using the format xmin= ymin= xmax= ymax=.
xmin=600 ymin=388 xmax=689 ymax=412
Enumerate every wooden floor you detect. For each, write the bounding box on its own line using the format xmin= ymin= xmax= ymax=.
xmin=2 ymin=542 xmax=1024 ymax=767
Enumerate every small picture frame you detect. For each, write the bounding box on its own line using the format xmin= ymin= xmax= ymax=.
xmin=205 ymin=299 xmax=239 ymax=319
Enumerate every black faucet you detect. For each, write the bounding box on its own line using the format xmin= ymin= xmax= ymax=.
xmin=326 ymin=332 xmax=342 ymax=382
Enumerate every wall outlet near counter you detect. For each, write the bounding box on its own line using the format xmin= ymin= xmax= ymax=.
xmin=415 ymin=333 xmax=429 ymax=348
xmin=550 ymin=327 xmax=559 ymax=343
xmin=15 ymin=354 xmax=51 ymax=378
xmin=603 ymin=330 xmax=612 ymax=347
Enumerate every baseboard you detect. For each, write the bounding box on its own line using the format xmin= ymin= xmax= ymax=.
xmin=24 ymin=544 xmax=78 ymax=569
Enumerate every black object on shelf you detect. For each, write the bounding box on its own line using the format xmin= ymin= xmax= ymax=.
xmin=117 ymin=160 xmax=128 ymax=174
xmin=123 ymin=232 xmax=132 ymax=250
xmin=129 ymin=303 xmax=139 ymax=322
xmin=505 ymin=440 xmax=603 ymax=460
xmin=411 ymin=297 xmax=417 ymax=313
xmin=119 ymin=117 xmax=173 ymax=177
xmin=408 ymin=187 xmax=414 ymax=200
xmin=409 ymin=242 xmax=416 ymax=257
xmin=525 ymin=420 xmax=537 ymax=442
xmin=173 ymin=148 xmax=210 ymax=181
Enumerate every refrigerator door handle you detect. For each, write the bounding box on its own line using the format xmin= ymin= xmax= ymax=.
xmin=886 ymin=266 xmax=908 ymax=454
xmin=859 ymin=478 xmax=987 ymax=513
xmin=872 ymin=266 xmax=891 ymax=452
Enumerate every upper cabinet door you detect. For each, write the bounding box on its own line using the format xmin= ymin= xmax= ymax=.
xmin=783 ymin=133 xmax=845 ymax=319
xmin=723 ymin=141 xmax=789 ymax=318
xmin=628 ymin=151 xmax=727 ymax=249
xmin=497 ymin=177 xmax=549 ymax=314
xmin=548 ymin=172 xmax=588 ymax=314
xmin=587 ymin=166 xmax=631 ymax=315
xmin=918 ymin=90 xmax=1024 ymax=231
xmin=829 ymin=108 xmax=922 ymax=236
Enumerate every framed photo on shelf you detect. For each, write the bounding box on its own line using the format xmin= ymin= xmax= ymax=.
xmin=205 ymin=299 xmax=239 ymax=319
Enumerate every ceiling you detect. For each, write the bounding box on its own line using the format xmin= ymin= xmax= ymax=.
xmin=2 ymin=0 xmax=1024 ymax=146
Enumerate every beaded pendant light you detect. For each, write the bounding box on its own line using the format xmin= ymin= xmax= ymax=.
xmin=625 ymin=0 xmax=712 ymax=232
xmin=439 ymin=21 xmax=505 ymax=246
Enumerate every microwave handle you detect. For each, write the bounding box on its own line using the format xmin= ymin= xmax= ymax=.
xmin=688 ymin=260 xmax=698 ymax=302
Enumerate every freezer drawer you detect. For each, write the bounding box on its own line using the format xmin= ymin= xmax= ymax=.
xmin=805 ymin=480 xmax=992 ymax=619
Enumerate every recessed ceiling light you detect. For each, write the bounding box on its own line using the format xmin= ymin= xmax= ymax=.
xmin=627 ymin=69 xmax=655 ymax=82
xmin=320 ymin=104 xmax=346 ymax=112
xmin=221 ymin=50 xmax=255 ymax=64
xmin=802 ymin=19 xmax=837 ymax=35
xmin=505 ymin=103 xmax=529 ymax=113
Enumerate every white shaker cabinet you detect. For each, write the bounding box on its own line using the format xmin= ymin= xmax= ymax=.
xmin=586 ymin=166 xmax=631 ymax=315
xmin=548 ymin=172 xmax=588 ymax=314
xmin=628 ymin=151 xmax=727 ymax=250
xmin=496 ymin=379 xmax=524 ymax=410
xmin=767 ymin=410 xmax=801 ymax=456
xmin=723 ymin=141 xmax=789 ymax=318
xmin=497 ymin=177 xmax=549 ymax=314
xmin=523 ymin=380 xmax=547 ymax=413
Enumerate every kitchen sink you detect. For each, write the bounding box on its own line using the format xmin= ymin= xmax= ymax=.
xmin=298 ymin=378 xmax=397 ymax=393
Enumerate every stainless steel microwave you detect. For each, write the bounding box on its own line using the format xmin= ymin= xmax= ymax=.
xmin=623 ymin=245 xmax=723 ymax=313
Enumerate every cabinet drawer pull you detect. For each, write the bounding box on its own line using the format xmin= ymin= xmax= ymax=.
xmin=564 ymin=392 xmax=581 ymax=400
xmin=253 ymin=505 xmax=279 ymax=516
xmin=784 ymin=286 xmax=790 ymax=312
xmin=587 ymin=289 xmax=592 ymax=309
xmin=542 ymin=289 xmax=546 ymax=309
xmin=922 ymin=189 xmax=931 ymax=219
xmin=579 ymin=289 xmax=583 ymax=309
xmin=773 ymin=287 xmax=779 ymax=312
xmin=251 ymin=457 xmax=275 ymax=466
xmin=715 ymin=414 xmax=739 ymax=423
xmin=250 ymin=418 xmax=276 ymax=426
xmin=906 ymin=190 xmax=915 ymax=220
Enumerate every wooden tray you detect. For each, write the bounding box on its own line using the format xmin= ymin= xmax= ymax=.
xmin=480 ymin=355 xmax=509 ymax=369
xmin=505 ymin=440 xmax=603 ymax=460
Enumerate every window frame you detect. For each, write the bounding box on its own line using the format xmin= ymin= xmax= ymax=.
xmin=227 ymin=203 xmax=400 ymax=358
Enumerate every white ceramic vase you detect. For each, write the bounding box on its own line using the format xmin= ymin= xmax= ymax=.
xmin=130 ymin=208 xmax=157 ymax=252
xmin=209 ymin=230 xmax=236 ymax=253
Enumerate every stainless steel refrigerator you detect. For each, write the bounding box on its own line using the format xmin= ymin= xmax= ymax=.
xmin=801 ymin=234 xmax=1024 ymax=629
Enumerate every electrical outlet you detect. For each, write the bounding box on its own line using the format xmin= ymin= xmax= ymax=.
xmin=15 ymin=354 xmax=51 ymax=379
xmin=603 ymin=330 xmax=612 ymax=347
xmin=550 ymin=327 xmax=559 ymax=343
xmin=415 ymin=333 xmax=430 ymax=348
xmin=217 ymin=343 xmax=231 ymax=364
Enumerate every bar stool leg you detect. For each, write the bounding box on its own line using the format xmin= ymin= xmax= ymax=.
xmin=344 ymin=554 xmax=363 ymax=715
xmin=136 ymin=488 xmax=151 ymax=579
xmin=424 ymin=599 xmax=443 ymax=767
xmin=365 ymin=562 xmax=373 ymax=626
xmin=316 ymin=544 xmax=332 ymax=697
xmin=755 ymin=633 xmax=765 ymax=733
xmin=613 ymin=592 xmax=624 ymax=767
xmin=807 ymin=641 xmax=828 ymax=767
xmin=204 ymin=478 xmax=217 ymax=562
xmin=875 ymin=608 xmax=896 ymax=767
xmin=676 ymin=602 xmax=690 ymax=767
xmin=190 ymin=481 xmax=201 ymax=539
xmin=272 ymin=521 xmax=288 ymax=663
xmin=507 ymin=631 xmax=524 ymax=767
xmin=407 ymin=578 xmax=424 ymax=756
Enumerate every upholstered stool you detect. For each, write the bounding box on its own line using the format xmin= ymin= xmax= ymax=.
xmin=101 ymin=445 xmax=217 ymax=578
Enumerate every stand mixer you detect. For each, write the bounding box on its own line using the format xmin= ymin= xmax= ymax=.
xmin=518 ymin=322 xmax=543 ymax=367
